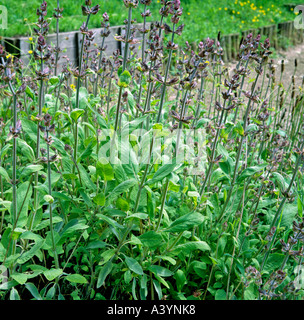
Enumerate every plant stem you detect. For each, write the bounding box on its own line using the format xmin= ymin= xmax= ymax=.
xmin=113 ymin=7 xmax=132 ymax=133
xmin=47 ymin=131 xmax=59 ymax=270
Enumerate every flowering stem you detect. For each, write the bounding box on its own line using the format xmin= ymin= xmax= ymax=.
xmin=54 ymin=0 xmax=60 ymax=76
xmin=216 ymin=74 xmax=260 ymax=224
xmin=156 ymin=24 xmax=176 ymax=123
xmin=136 ymin=4 xmax=147 ymax=110
xmin=47 ymin=130 xmax=59 ymax=270
xmin=114 ymin=7 xmax=132 ymax=133
xmin=94 ymin=28 xmax=107 ymax=97
xmin=260 ymin=143 xmax=303 ymax=271
xmin=76 ymin=14 xmax=91 ymax=109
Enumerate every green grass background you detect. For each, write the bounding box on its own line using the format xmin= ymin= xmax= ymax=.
xmin=1 ymin=0 xmax=302 ymax=43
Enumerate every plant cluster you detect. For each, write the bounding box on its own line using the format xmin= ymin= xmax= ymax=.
xmin=2 ymin=0 xmax=302 ymax=45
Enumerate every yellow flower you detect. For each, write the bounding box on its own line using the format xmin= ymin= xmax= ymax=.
xmin=6 ymin=54 xmax=13 ymax=61
xmin=224 ymin=7 xmax=228 ymax=10
xmin=70 ymin=84 xmax=76 ymax=91
xmin=187 ymin=12 xmax=190 ymax=15
xmin=29 ymin=37 xmax=33 ymax=41
xmin=219 ymin=7 xmax=222 ymax=10
xmin=242 ymin=20 xmax=245 ymax=23
xmin=28 ymin=50 xmax=33 ymax=54
xmin=205 ymin=60 xmax=210 ymax=64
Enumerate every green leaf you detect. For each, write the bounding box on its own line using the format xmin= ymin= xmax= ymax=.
xmin=125 ymin=212 xmax=148 ymax=220
xmin=118 ymin=69 xmax=132 ymax=88
xmin=155 ymin=255 xmax=176 ymax=265
xmin=20 ymin=165 xmax=44 ymax=179
xmin=0 ymin=167 xmax=10 ymax=182
xmin=125 ymin=256 xmax=143 ymax=275
xmin=25 ymin=86 xmax=34 ymax=100
xmin=93 ymin=193 xmax=105 ymax=206
xmin=43 ymin=268 xmax=63 ymax=281
xmin=148 ymin=265 xmax=173 ymax=277
xmin=264 ymin=253 xmax=285 ymax=273
xmin=59 ymin=218 xmax=89 ymax=239
xmin=234 ymin=121 xmax=244 ymax=136
xmin=173 ymin=241 xmax=211 ymax=254
xmin=34 ymin=216 xmax=63 ymax=231
xmin=97 ymin=261 xmax=113 ymax=288
xmin=11 ymin=273 xmax=28 ymax=285
xmin=138 ymin=231 xmax=163 ymax=249
xmin=153 ymin=274 xmax=170 ymax=288
xmin=70 ymin=108 xmax=85 ymax=122
xmin=272 ymin=172 xmax=289 ymax=191
xmin=215 ymin=289 xmax=227 ymax=300
xmin=153 ymin=279 xmax=163 ymax=300
xmin=219 ymin=157 xmax=233 ymax=176
xmin=116 ymin=197 xmax=129 ymax=211
xmin=49 ymin=76 xmax=59 ymax=85
xmin=17 ymin=239 xmax=45 ymax=264
xmin=12 ymin=181 xmax=33 ymax=228
xmin=24 ymin=282 xmax=42 ymax=300
xmin=18 ymin=140 xmax=35 ymax=162
xmin=96 ymin=214 xmax=123 ymax=230
xmin=10 ymin=287 xmax=21 ymax=300
xmin=236 ymin=164 xmax=267 ymax=183
xmin=174 ymin=269 xmax=187 ymax=292
xmin=164 ymin=212 xmax=205 ymax=233
xmin=244 ymin=283 xmax=257 ymax=300
xmin=106 ymin=179 xmax=137 ymax=204
xmin=78 ymin=163 xmax=96 ymax=191
xmin=96 ymin=160 xmax=114 ymax=181
xmin=86 ymin=241 xmax=107 ymax=250
xmin=281 ymin=204 xmax=297 ymax=228
xmin=66 ymin=274 xmax=88 ymax=284
xmin=145 ymin=162 xmax=176 ymax=185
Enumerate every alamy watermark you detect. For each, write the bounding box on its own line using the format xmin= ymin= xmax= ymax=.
xmin=294 ymin=265 xmax=304 ymax=290
xmin=0 ymin=5 xmax=7 ymax=29
xmin=294 ymin=5 xmax=304 ymax=29
xmin=0 ymin=265 xmax=8 ymax=289
xmin=97 ymin=127 xmax=207 ymax=176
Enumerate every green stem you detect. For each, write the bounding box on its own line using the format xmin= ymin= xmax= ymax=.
xmin=47 ymin=131 xmax=59 ymax=270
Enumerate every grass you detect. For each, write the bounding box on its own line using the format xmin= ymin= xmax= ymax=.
xmin=2 ymin=0 xmax=302 ymax=43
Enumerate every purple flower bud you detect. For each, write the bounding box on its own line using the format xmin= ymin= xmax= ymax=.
xmin=103 ymin=12 xmax=109 ymax=21
xmin=174 ymin=0 xmax=181 ymax=10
